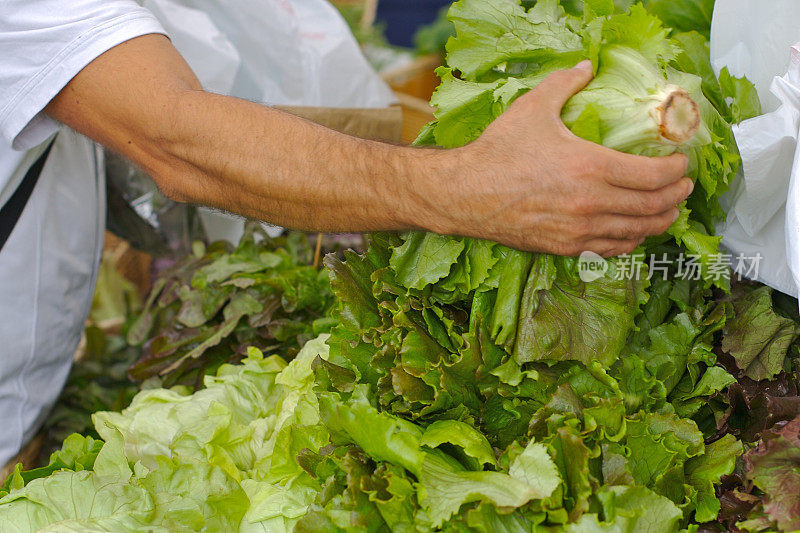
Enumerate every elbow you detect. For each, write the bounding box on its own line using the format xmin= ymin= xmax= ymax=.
xmin=132 ymin=141 xmax=193 ymax=203
xmin=138 ymin=91 xmax=204 ymax=204
xmin=148 ymin=164 xmax=194 ymax=204
xmin=110 ymin=87 xmax=205 ymax=205
xmin=135 ymin=132 xmax=198 ymax=204
xmin=157 ymin=181 xmax=191 ymax=204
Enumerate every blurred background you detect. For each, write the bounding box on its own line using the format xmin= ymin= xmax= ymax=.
xmin=376 ymin=0 xmax=452 ymax=47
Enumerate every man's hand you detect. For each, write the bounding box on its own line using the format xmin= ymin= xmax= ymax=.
xmin=47 ymin=37 xmax=691 ymax=257
xmin=419 ymin=60 xmax=693 ymax=257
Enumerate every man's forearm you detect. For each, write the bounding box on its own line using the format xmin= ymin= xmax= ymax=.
xmin=47 ymin=34 xmax=693 ymax=256
xmin=155 ymin=91 xmax=444 ymax=232
xmin=47 ymin=34 xmax=447 ymax=234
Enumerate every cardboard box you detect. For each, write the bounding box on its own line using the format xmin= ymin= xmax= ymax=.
xmin=393 ymin=93 xmax=436 ymax=145
xmin=382 ymin=54 xmax=442 ymax=103
xmin=275 ymin=105 xmax=403 ymax=143
xmin=279 ymin=96 xmax=432 ymax=146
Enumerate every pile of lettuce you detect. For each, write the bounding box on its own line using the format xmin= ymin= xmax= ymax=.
xmin=0 ymin=337 xmax=333 ymax=532
xmin=1 ymin=290 xmax=796 ymax=531
xmin=126 ymin=225 xmax=336 ymax=389
xmin=312 ymin=241 xmax=738 ymax=531
xmin=31 ymin=227 xmax=335 ymax=465
xmin=306 ymin=1 xmax=786 ymax=531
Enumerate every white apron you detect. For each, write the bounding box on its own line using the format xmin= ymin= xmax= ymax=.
xmin=0 ymin=130 xmax=104 ymax=466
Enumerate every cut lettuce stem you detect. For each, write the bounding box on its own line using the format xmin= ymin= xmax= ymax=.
xmin=654 ymin=85 xmax=701 ymax=143
xmin=563 ymin=46 xmax=704 ymax=156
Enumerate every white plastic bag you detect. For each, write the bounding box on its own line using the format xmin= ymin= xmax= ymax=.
xmin=711 ymin=0 xmax=800 ymax=297
xmin=142 ymin=0 xmax=395 ymax=107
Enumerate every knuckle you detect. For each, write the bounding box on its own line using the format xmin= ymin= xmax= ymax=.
xmin=564 ymin=243 xmax=584 ymax=256
xmin=608 ymin=157 xmax=639 ymax=184
xmin=613 ymin=222 xmax=641 ymax=241
xmin=608 ymin=241 xmax=637 ymax=257
xmin=637 ymin=171 xmax=660 ymax=190
xmin=616 ymin=157 xmax=671 ymax=190
xmin=570 ymin=157 xmax=605 ymax=179
xmin=626 ymin=221 xmax=647 ymax=239
xmin=643 ymin=158 xmax=664 ymax=178
xmin=639 ymin=194 xmax=665 ymax=215
xmin=608 ymin=157 xmax=632 ymax=178
xmin=554 ymin=240 xmax=582 ymax=256
xmin=572 ymin=218 xmax=594 ymax=240
xmin=550 ymin=242 xmax=569 ymax=256
xmin=603 ymin=248 xmax=619 ymax=258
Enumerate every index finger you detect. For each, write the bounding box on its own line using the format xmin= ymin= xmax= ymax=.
xmin=601 ymin=149 xmax=688 ymax=191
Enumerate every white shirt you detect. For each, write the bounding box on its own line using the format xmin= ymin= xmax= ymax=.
xmin=0 ymin=0 xmax=165 ymax=466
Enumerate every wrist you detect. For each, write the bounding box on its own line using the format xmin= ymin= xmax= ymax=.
xmin=392 ymin=144 xmax=471 ymax=236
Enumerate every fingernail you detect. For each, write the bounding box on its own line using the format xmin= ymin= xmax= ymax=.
xmin=575 ymin=60 xmax=592 ymax=72
xmin=686 ymin=179 xmax=695 ymax=196
xmin=672 ymin=209 xmax=681 ymax=223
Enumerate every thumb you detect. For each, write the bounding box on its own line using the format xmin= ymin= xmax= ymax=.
xmin=523 ymin=60 xmax=594 ymax=114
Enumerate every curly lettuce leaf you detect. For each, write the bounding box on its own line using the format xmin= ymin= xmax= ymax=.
xmin=564 ymin=485 xmax=682 ymax=533
xmin=744 ymin=416 xmax=800 ymax=532
xmin=685 ymin=434 xmax=743 ymax=522
xmin=723 ymin=285 xmax=800 ymax=381
xmin=512 ymin=254 xmax=649 ymax=367
xmin=446 ymin=0 xmax=583 ymax=80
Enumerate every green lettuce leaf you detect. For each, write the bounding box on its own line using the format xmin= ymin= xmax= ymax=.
xmin=512 ymin=254 xmax=648 ymax=367
xmin=685 ymin=434 xmax=743 ymax=522
xmin=0 ymin=471 xmax=153 ymax=533
xmin=420 ymin=420 xmax=498 ymax=470
xmin=723 ymin=285 xmax=800 ymax=381
xmin=564 ymin=485 xmax=682 ymax=533
xmin=642 ymin=0 xmax=714 ymax=37
xmin=446 ymin=0 xmax=583 ymax=80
